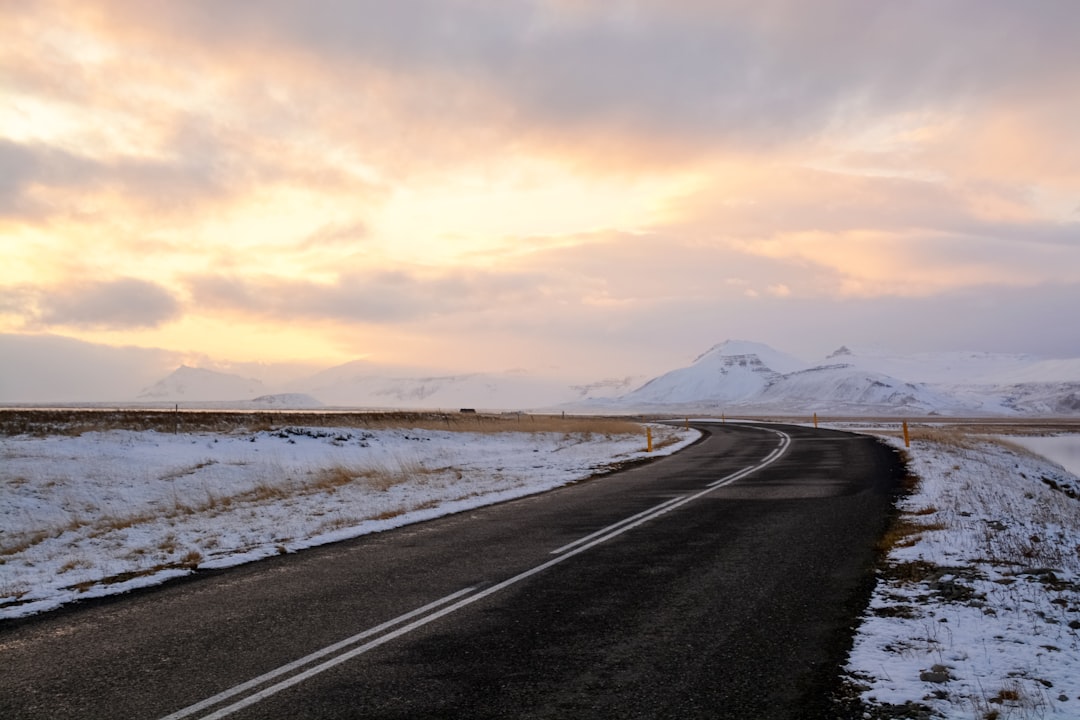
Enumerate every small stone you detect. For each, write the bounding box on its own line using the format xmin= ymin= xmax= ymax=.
xmin=920 ymin=665 xmax=951 ymax=683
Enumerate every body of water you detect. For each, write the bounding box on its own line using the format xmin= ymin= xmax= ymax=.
xmin=1006 ymin=435 xmax=1080 ymax=478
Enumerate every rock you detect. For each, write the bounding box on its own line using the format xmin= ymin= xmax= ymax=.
xmin=919 ymin=664 xmax=952 ymax=683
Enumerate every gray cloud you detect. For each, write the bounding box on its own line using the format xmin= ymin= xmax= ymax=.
xmin=0 ymin=135 xmax=234 ymax=220
xmin=188 ymin=268 xmax=545 ymax=324
xmin=120 ymin=0 xmax=1080 ymax=150
xmin=0 ymin=333 xmax=180 ymax=403
xmin=0 ymin=139 xmax=96 ymax=217
xmin=29 ymin=278 xmax=182 ymax=330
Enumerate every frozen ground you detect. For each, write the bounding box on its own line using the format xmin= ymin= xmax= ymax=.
xmin=844 ymin=429 xmax=1080 ymax=719
xmin=1 ymin=422 xmax=696 ymax=620
xmin=4 ymin=419 xmax=1079 ymax=720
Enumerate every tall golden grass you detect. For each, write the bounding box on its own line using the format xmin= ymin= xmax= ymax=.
xmin=0 ymin=409 xmax=645 ymax=437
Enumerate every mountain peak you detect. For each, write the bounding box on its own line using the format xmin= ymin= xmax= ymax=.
xmin=692 ymin=340 xmax=808 ymax=375
xmin=138 ymin=366 xmax=265 ymax=401
xmin=694 ymin=339 xmax=772 ymax=362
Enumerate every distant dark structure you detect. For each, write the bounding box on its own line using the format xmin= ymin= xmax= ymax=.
xmin=459 ymin=408 xmax=477 ymax=414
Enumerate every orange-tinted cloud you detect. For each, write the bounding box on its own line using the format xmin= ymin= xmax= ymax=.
xmin=3 ymin=0 xmax=1080 ymax=383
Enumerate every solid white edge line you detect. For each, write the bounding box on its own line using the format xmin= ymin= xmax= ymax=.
xmin=174 ymin=425 xmax=795 ymax=719
xmin=159 ymin=586 xmax=477 ymax=720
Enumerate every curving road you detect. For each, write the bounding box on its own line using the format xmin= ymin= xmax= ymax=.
xmin=0 ymin=422 xmax=904 ymax=719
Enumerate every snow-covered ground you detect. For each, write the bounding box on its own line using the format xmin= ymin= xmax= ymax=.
xmin=0 ymin=422 xmax=697 ymax=620
xmin=844 ymin=429 xmax=1080 ymax=719
xmin=4 ymin=417 xmax=1079 ymax=720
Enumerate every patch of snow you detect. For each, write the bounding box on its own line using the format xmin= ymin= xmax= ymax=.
xmin=759 ymin=365 xmax=958 ymax=414
xmin=844 ymin=431 xmax=1080 ymax=718
xmin=246 ymin=393 xmax=323 ymax=409
xmin=820 ymin=347 xmax=1045 ymax=385
xmin=693 ymin=339 xmax=810 ymax=374
xmin=0 ymin=423 xmax=698 ymax=619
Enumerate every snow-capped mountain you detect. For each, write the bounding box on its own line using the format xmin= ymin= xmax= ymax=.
xmin=583 ymin=340 xmax=1080 ymax=416
xmin=601 ymin=339 xmax=949 ymax=413
xmin=756 ymin=364 xmax=959 ymax=415
xmin=132 ymin=341 xmax=1080 ymax=415
xmin=136 ymin=361 xmax=594 ymax=410
xmin=137 ymin=366 xmax=266 ymax=401
xmin=621 ymin=340 xmax=806 ymax=405
xmin=823 ymin=345 xmax=1048 ymax=384
xmin=289 ymin=361 xmax=582 ymax=409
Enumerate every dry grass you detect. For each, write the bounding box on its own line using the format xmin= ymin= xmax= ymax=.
xmin=901 ymin=426 xmax=983 ymax=449
xmin=0 ymin=409 xmax=646 ymax=438
xmin=877 ymin=516 xmax=949 ymax=554
xmin=1 ymin=457 xmax=449 ymax=556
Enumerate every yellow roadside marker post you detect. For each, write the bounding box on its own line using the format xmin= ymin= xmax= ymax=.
xmin=903 ymin=420 xmax=910 ymax=448
xmin=647 ymin=427 xmax=653 ymax=453
xmin=813 ymin=412 xmax=818 ymax=428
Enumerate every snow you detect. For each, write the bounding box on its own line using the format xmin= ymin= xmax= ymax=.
xmin=138 ymin=365 xmax=266 ymax=401
xmin=5 ymin=416 xmax=1080 ymax=720
xmin=758 ymin=365 xmax=956 ymax=415
xmin=247 ymin=393 xmax=323 ymax=408
xmin=583 ymin=341 xmax=1080 ymax=416
xmin=842 ymin=428 xmax=1080 ymax=718
xmin=621 ymin=339 xmax=798 ymax=405
xmin=53 ymin=339 xmax=1080 ymax=415
xmin=822 ymin=346 xmax=1046 ymax=385
xmin=0 ymin=422 xmax=697 ymax=620
xmin=693 ymin=339 xmax=810 ymax=374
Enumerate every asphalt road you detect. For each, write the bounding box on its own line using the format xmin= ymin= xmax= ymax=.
xmin=0 ymin=422 xmax=904 ymax=719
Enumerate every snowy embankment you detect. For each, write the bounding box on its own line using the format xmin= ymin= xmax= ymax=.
xmin=845 ymin=430 xmax=1080 ymax=719
xmin=1 ymin=423 xmax=697 ymax=620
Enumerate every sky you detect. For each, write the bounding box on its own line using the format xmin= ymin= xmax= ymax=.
xmin=2 ymin=0 xmax=1080 ymax=400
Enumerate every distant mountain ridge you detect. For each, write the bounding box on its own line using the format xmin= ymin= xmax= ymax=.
xmin=138 ymin=365 xmax=266 ymax=401
xmin=586 ymin=340 xmax=1080 ymax=416
xmin=134 ymin=340 xmax=1080 ymax=415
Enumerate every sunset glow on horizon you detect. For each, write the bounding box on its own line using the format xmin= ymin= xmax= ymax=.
xmin=3 ymin=1 xmax=1080 ymax=399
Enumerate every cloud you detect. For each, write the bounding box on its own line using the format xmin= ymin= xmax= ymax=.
xmin=0 ymin=333 xmax=179 ymax=402
xmin=107 ymin=0 xmax=1079 ymax=157
xmin=3 ymin=278 xmax=182 ymax=330
xmin=187 ymin=268 xmax=545 ymax=324
xmin=0 ymin=135 xmax=239 ymax=223
xmin=4 ymin=0 xmax=1080 ymax=390
xmin=0 ymin=139 xmax=94 ymax=217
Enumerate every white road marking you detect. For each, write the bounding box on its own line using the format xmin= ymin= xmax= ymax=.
xmin=708 ymin=430 xmax=789 ymax=488
xmin=161 ymin=425 xmax=793 ymax=719
xmin=550 ymin=495 xmax=687 ymax=554
xmin=159 ymin=586 xmax=477 ymax=720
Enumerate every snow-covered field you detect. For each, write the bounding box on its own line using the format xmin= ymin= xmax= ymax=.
xmin=844 ymin=429 xmax=1080 ymax=719
xmin=4 ymin=415 xmax=1079 ymax=720
xmin=1 ymin=420 xmax=696 ymax=620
